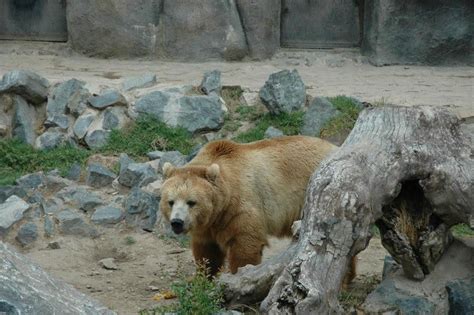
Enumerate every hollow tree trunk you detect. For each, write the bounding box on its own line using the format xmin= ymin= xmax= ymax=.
xmin=218 ymin=105 xmax=473 ymax=314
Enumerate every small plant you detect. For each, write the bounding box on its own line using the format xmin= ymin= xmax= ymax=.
xmin=221 ymin=86 xmax=244 ymax=111
xmin=235 ymin=105 xmax=262 ymax=121
xmin=141 ymin=264 xmax=224 ymax=315
xmin=124 ymin=236 xmax=136 ymax=245
xmin=234 ymin=111 xmax=304 ymax=143
xmin=339 ymin=275 xmax=381 ymax=311
xmin=320 ymin=96 xmax=362 ymax=138
xmin=451 ymin=223 xmax=474 ymax=238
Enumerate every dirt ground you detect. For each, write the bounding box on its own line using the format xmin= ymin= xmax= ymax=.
xmin=23 ymin=229 xmax=387 ymax=315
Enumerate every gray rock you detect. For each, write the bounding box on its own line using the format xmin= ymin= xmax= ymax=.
xmin=44 ymin=175 xmax=74 ymax=192
xmin=158 ymin=151 xmax=187 ymax=172
xmin=236 ymin=0 xmax=281 ymax=60
xmin=382 ymin=255 xmax=401 ymax=280
xmin=41 ymin=197 xmax=64 ymax=215
xmin=16 ymin=222 xmax=38 ymax=246
xmin=121 ymin=73 xmax=157 ymax=91
xmin=73 ymin=112 xmax=97 ymax=139
xmin=0 ymin=186 xmax=27 ymax=203
xmin=57 ymin=186 xmax=103 ymax=212
xmin=0 ymin=70 xmax=49 ymax=105
xmin=147 ymin=150 xmax=164 ymax=160
xmin=56 ymin=209 xmax=98 ymax=237
xmin=186 ymin=144 xmax=203 ymax=162
xmin=446 ymin=277 xmax=474 ymax=315
xmin=45 ymin=113 xmax=71 ymax=129
xmin=67 ymin=86 xmax=91 ymax=117
xmin=86 ymin=163 xmax=116 ymax=188
xmin=84 ymin=129 xmax=111 ymax=149
xmin=98 ymin=258 xmax=118 ymax=270
xmin=35 ymin=129 xmax=65 ymax=150
xmin=119 ymin=153 xmax=134 ymax=175
xmin=161 ymin=0 xmax=247 ymax=61
xmin=91 ymin=205 xmax=124 ymax=225
xmin=135 ymin=90 xmax=224 ymax=134
xmin=88 ymin=90 xmax=127 ymax=109
xmin=66 ymin=162 xmax=82 ymax=181
xmin=12 ymin=95 xmax=39 ymax=145
xmin=119 ymin=162 xmax=156 ymax=188
xmin=79 ymin=194 xmax=104 ymax=213
xmin=44 ymin=216 xmax=55 ymax=237
xmin=0 ymin=242 xmax=115 ymax=314
xmin=102 ymin=106 xmax=129 ymax=130
xmin=301 ymin=97 xmax=340 ymax=137
xmin=27 ymin=191 xmax=44 ymax=205
xmin=47 ymin=79 xmax=86 ymax=119
xmin=264 ymin=126 xmax=284 ymax=139
xmin=362 ymin=0 xmax=473 ymax=66
xmin=124 ymin=187 xmax=159 ymax=232
xmin=16 ymin=172 xmax=45 ymax=189
xmin=0 ymin=195 xmax=30 ymax=236
xmin=200 ymin=70 xmax=222 ymax=95
xmin=259 ymin=69 xmax=306 ymax=115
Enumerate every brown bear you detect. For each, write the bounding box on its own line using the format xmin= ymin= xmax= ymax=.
xmin=160 ymin=135 xmax=341 ymax=276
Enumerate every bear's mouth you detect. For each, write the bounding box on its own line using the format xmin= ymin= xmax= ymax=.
xmin=170 ymin=218 xmax=186 ymax=234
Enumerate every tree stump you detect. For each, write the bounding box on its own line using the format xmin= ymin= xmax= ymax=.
xmin=218 ymin=105 xmax=473 ymax=314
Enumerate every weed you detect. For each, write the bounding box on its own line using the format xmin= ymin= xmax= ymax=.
xmin=320 ymin=96 xmax=362 ymax=138
xmin=222 ymin=114 xmax=242 ymax=133
xmin=221 ymin=86 xmax=244 ymax=112
xmin=235 ymin=105 xmax=261 ymax=121
xmin=339 ymin=275 xmax=381 ymax=311
xmin=124 ymin=236 xmax=136 ymax=245
xmin=0 ymin=139 xmax=91 ymax=186
xmin=451 ymin=223 xmax=474 ymax=238
xmin=234 ymin=111 xmax=304 ymax=143
xmin=141 ymin=265 xmax=224 ymax=315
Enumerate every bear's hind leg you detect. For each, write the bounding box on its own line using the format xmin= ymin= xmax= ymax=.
xmin=228 ymin=235 xmax=266 ymax=274
xmin=192 ymin=240 xmax=225 ymax=277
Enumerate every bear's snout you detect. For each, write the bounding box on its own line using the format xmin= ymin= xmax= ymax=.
xmin=170 ymin=218 xmax=185 ymax=234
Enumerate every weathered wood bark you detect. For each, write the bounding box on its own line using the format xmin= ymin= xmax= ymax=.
xmin=218 ymin=105 xmax=473 ymax=314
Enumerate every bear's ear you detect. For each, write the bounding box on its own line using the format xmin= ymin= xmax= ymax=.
xmin=206 ymin=163 xmax=220 ymax=183
xmin=162 ymin=162 xmax=175 ymax=179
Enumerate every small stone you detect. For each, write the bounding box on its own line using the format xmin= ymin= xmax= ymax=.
xmin=16 ymin=172 xmax=45 ymax=189
xmin=47 ymin=79 xmax=86 ymax=119
xmin=259 ymin=69 xmax=306 ymax=115
xmin=47 ymin=241 xmax=61 ymax=249
xmin=186 ymin=144 xmax=203 ymax=162
xmin=57 ymin=186 xmax=103 ymax=212
xmin=12 ymin=95 xmax=39 ymax=146
xmin=84 ymin=129 xmax=110 ymax=149
xmin=44 ymin=216 xmax=55 ymax=237
xmin=121 ymin=73 xmax=157 ymax=91
xmin=86 ymin=163 xmax=116 ymax=188
xmin=0 ymin=70 xmax=49 ymax=105
xmin=15 ymin=222 xmax=38 ymax=246
xmin=35 ymin=129 xmax=65 ymax=150
xmin=301 ymin=97 xmax=340 ymax=137
xmin=67 ymin=86 xmax=90 ymax=117
xmin=98 ymin=258 xmax=118 ymax=270
xmin=56 ymin=209 xmax=98 ymax=237
xmin=89 ymin=90 xmax=127 ymax=109
xmin=119 ymin=162 xmax=156 ymax=188
xmin=147 ymin=151 xmax=164 ymax=160
xmin=199 ymin=70 xmax=222 ymax=95
xmin=66 ymin=163 xmax=82 ymax=181
xmin=124 ymin=187 xmax=159 ymax=231
xmin=27 ymin=191 xmax=44 ymax=204
xmin=382 ymin=255 xmax=400 ymax=280
xmin=73 ymin=112 xmax=96 ymax=139
xmin=158 ymin=151 xmax=187 ymax=172
xmin=44 ymin=113 xmax=70 ymax=129
xmin=91 ymin=205 xmax=123 ymax=225
xmin=0 ymin=196 xmax=30 ymax=236
xmin=264 ymin=126 xmax=284 ymax=139
xmin=41 ymin=197 xmax=64 ymax=215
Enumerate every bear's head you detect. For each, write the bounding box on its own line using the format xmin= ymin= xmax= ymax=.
xmin=160 ymin=162 xmax=227 ymax=235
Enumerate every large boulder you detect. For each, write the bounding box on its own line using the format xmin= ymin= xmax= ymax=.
xmin=446 ymin=277 xmax=474 ymax=314
xmin=135 ymin=88 xmax=224 ymax=133
xmin=12 ymin=95 xmax=44 ymax=145
xmin=0 ymin=70 xmax=49 ymax=105
xmin=362 ymin=0 xmax=473 ymax=65
xmin=161 ymin=0 xmax=247 ymax=61
xmin=236 ymin=0 xmax=281 ymax=60
xmin=259 ymin=69 xmax=306 ymax=115
xmin=0 ymin=242 xmax=115 ymax=314
xmin=66 ymin=0 xmax=159 ymax=58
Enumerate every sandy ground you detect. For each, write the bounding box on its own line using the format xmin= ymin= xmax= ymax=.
xmin=22 ymin=230 xmax=387 ymax=315
xmin=0 ymin=41 xmax=472 ymax=120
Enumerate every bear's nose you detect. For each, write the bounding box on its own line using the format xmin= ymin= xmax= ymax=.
xmin=170 ymin=219 xmax=184 ymax=234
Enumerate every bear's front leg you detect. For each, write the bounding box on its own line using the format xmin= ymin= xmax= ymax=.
xmin=228 ymin=235 xmax=266 ymax=274
xmin=191 ymin=239 xmax=226 ymax=276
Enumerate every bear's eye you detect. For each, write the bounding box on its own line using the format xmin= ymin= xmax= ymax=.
xmin=187 ymin=200 xmax=196 ymax=207
xmin=168 ymin=200 xmax=174 ymax=207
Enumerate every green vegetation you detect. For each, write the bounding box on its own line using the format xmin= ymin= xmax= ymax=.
xmin=124 ymin=236 xmax=137 ymax=245
xmin=235 ymin=105 xmax=261 ymax=121
xmin=140 ymin=266 xmax=223 ymax=315
xmin=221 ymin=86 xmax=244 ymax=111
xmin=0 ymin=115 xmax=195 ymax=186
xmin=0 ymin=139 xmax=91 ymax=186
xmin=320 ymin=96 xmax=362 ymax=138
xmin=451 ymin=223 xmax=474 ymax=238
xmin=339 ymin=275 xmax=381 ymax=311
xmin=102 ymin=116 xmax=195 ymax=157
xmin=233 ymin=110 xmax=304 ymax=143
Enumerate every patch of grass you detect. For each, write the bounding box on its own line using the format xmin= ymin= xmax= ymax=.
xmin=222 ymin=114 xmax=242 ymax=133
xmin=140 ymin=266 xmax=223 ymax=315
xmin=101 ymin=115 xmax=195 ymax=157
xmin=124 ymin=236 xmax=136 ymax=245
xmin=221 ymin=86 xmax=244 ymax=112
xmin=0 ymin=139 xmax=91 ymax=186
xmin=451 ymin=223 xmax=474 ymax=238
xmin=320 ymin=96 xmax=362 ymax=138
xmin=339 ymin=275 xmax=381 ymax=311
xmin=370 ymin=224 xmax=381 ymax=238
xmin=234 ymin=111 xmax=304 ymax=143
xmin=235 ymin=105 xmax=261 ymax=121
